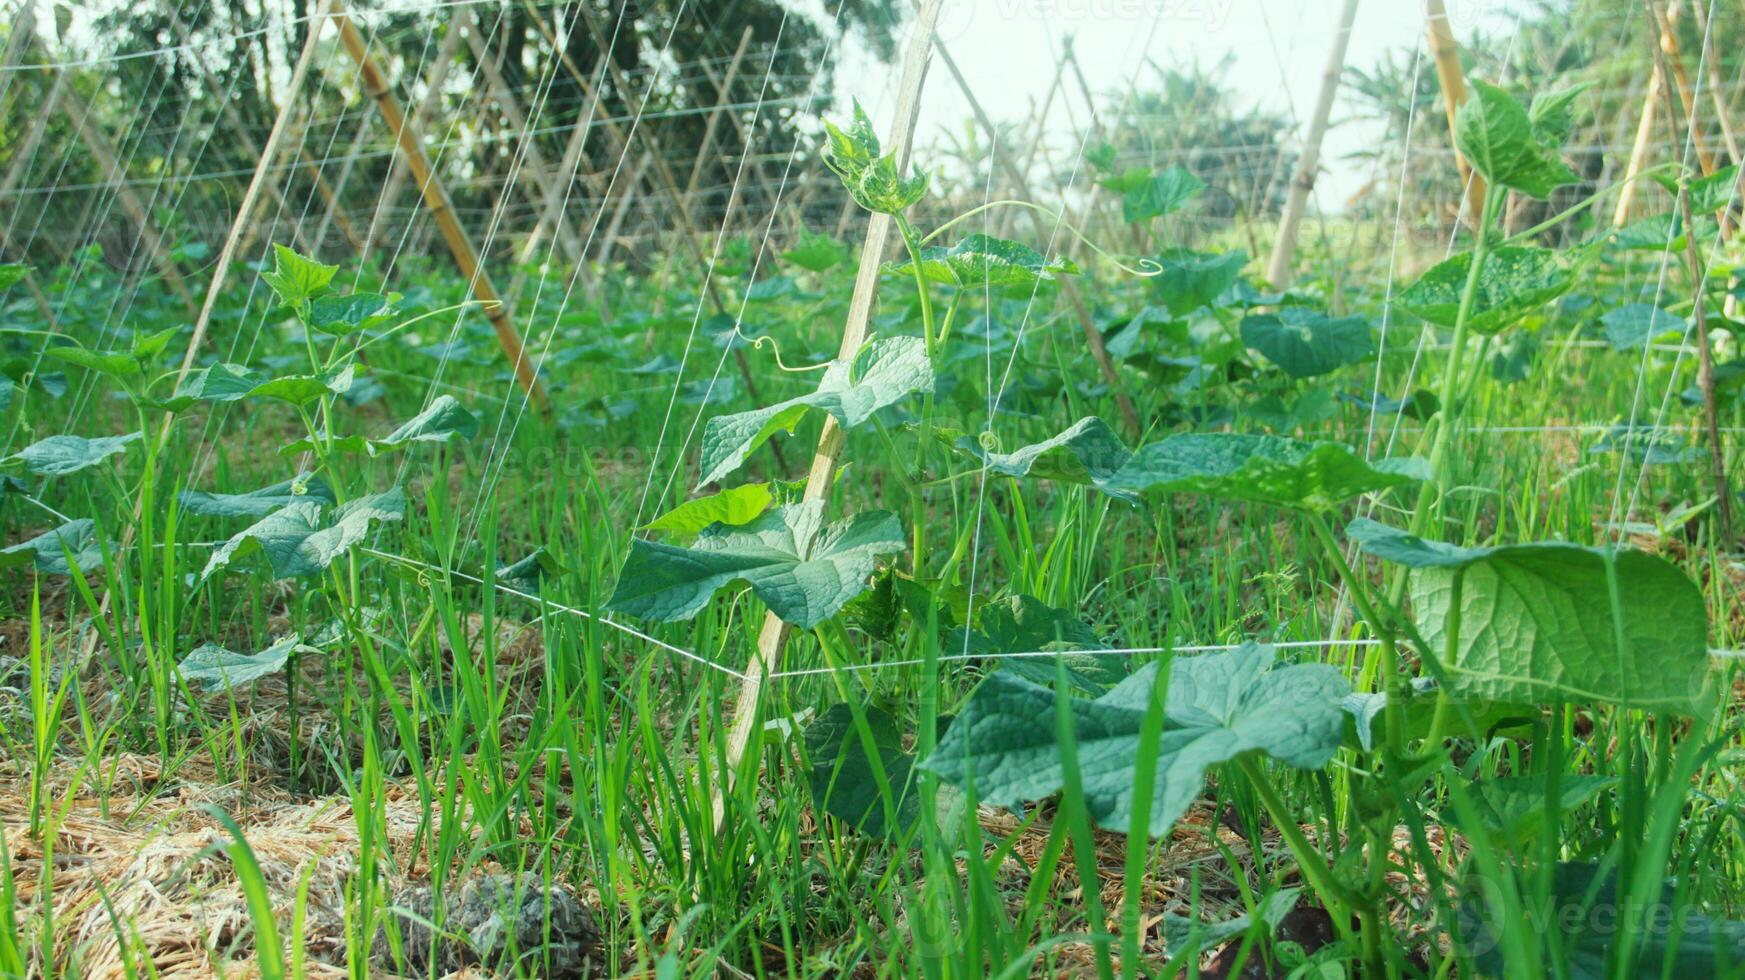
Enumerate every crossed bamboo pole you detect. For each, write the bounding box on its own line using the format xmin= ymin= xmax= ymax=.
xmin=931 ymin=40 xmax=1145 ymax=441
xmin=1265 ymin=0 xmax=1360 ymax=288
xmin=1424 ymin=0 xmax=1486 ymax=228
xmin=715 ymin=0 xmax=946 ymax=827
xmin=332 ymin=8 xmax=549 ymax=409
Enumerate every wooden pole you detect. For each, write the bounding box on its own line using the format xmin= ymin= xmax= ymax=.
xmin=367 ymin=20 xmax=465 ymax=250
xmin=173 ymin=0 xmax=331 ymax=384
xmin=1688 ymin=0 xmax=1740 ymax=165
xmin=314 ymin=99 xmax=376 ymax=256
xmin=1266 ymin=0 xmax=1360 ymax=289
xmin=715 ymin=0 xmax=946 ymax=822
xmin=59 ymin=85 xmax=198 ymax=315
xmin=1648 ymin=0 xmax=1715 ymax=176
xmin=692 ymin=50 xmax=782 ymax=231
xmin=569 ymin=3 xmax=782 ymax=448
xmin=456 ymin=9 xmax=581 ymax=261
xmin=333 ymin=8 xmax=549 ymax=408
xmin=932 ymin=40 xmax=1145 ymax=440
xmin=0 ymin=2 xmax=36 ymax=113
xmin=595 ymin=152 xmax=650 ymax=270
xmin=168 ymin=11 xmax=326 ymax=256
xmin=517 ymin=50 xmax=611 ymax=265
xmin=1424 ymin=0 xmax=1487 ymax=228
xmin=292 ymin=122 xmax=367 ymax=255
xmin=0 ymin=71 xmax=64 ymax=251
xmin=685 ymin=27 xmax=757 ymax=199
xmin=1647 ymin=0 xmax=1732 ymax=543
xmin=1614 ymin=69 xmax=1665 ymax=227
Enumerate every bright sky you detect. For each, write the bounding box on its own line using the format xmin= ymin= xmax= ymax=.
xmin=829 ymin=0 xmax=1532 ymax=209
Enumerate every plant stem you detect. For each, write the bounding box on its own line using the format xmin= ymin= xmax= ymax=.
xmin=1233 ymin=755 xmax=1368 ymax=925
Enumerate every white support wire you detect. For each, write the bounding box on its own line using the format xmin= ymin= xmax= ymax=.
xmin=320 ymin=545 xmax=1740 ymax=680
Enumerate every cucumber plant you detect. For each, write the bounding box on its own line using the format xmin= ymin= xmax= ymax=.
xmin=597 ymin=82 xmax=1745 ymax=978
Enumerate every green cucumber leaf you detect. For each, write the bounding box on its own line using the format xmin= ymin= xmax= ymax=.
xmin=885 ymin=233 xmax=1076 ymax=290
xmin=261 ymin=243 xmax=337 ymax=307
xmin=958 ymin=416 xmax=1135 ymax=500
xmin=1148 ymin=248 xmax=1247 ymax=314
xmin=1527 ymin=83 xmax=1589 ymax=147
xmin=782 ymin=228 xmax=849 ymax=272
xmin=607 ymin=501 xmax=903 ymax=629
xmin=379 ymin=395 xmax=479 ymax=446
xmin=947 ymin=594 xmax=1124 ymax=694
xmin=643 ymin=483 xmax=774 ymax=536
xmin=1163 ymin=889 xmax=1301 ymax=961
xmin=178 ymin=474 xmax=336 ymax=518
xmin=697 ymin=336 xmax=931 ymax=487
xmin=1118 ymin=165 xmax=1206 ymax=223
xmin=1347 ymin=518 xmax=1714 ymax=716
xmin=1240 ymin=307 xmax=1375 ymax=379
xmin=1456 ymin=80 xmax=1582 ymax=198
xmin=246 ymin=365 xmax=358 ymax=407
xmin=201 ymin=487 xmax=405 ymax=582
xmin=922 ymin=644 xmax=1349 ymax=837
xmin=41 ymin=345 xmax=141 ymax=379
xmin=496 ymin=548 xmax=568 ymax=594
xmin=178 ymin=634 xmax=315 ymax=691
xmin=1463 ymin=775 xmax=1615 ymax=850
xmin=1108 ymin=433 xmax=1427 ymax=512
xmin=1397 ymin=246 xmax=1578 ymax=335
xmin=821 ymin=100 xmax=929 ymax=215
xmin=803 ymin=702 xmax=931 ymax=840
xmin=1600 ymin=303 xmax=1686 ymax=351
xmin=1 ymin=519 xmax=102 ymax=574
xmin=1456 ymin=862 xmax=1745 ymax=977
xmin=3 ymin=432 xmax=141 ymax=477
xmin=307 ymin=291 xmax=397 ymax=335
xmin=157 ymin=363 xmax=269 ymax=410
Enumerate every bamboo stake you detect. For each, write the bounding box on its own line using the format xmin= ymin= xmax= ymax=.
xmin=367 ymin=20 xmax=465 ymax=250
xmin=517 ymin=53 xmax=610 ymax=266
xmin=314 ymin=99 xmax=376 ymax=256
xmin=1266 ymin=0 xmax=1360 ymax=289
xmin=1424 ymin=0 xmax=1486 ymax=228
xmin=1614 ymin=74 xmax=1665 ymax=226
xmin=1648 ymin=0 xmax=1715 ymax=176
xmin=570 ymin=3 xmax=782 ymax=451
xmin=692 ymin=52 xmax=782 ymax=231
xmin=333 ymin=8 xmax=549 ymax=408
xmin=0 ymin=2 xmax=35 ymax=112
xmin=1613 ymin=8 xmax=1688 ymax=227
xmin=1647 ymin=0 xmax=1733 ymax=544
xmin=293 ymin=127 xmax=366 ymax=255
xmin=59 ymin=84 xmax=198 ymax=315
xmin=173 ymin=2 xmax=330 ymax=383
xmin=686 ymin=27 xmax=756 ymax=200
xmin=1688 ymin=0 xmax=1740 ymax=165
xmin=715 ymin=0 xmax=945 ymax=824
xmin=168 ymin=11 xmax=322 ymax=256
xmin=238 ymin=106 xmax=315 ymax=258
xmin=456 ymin=9 xmax=581 ymax=261
xmin=0 ymin=70 xmax=65 ymax=248
xmin=598 ymin=153 xmax=651 ymax=276
xmin=932 ymin=40 xmax=1144 ymax=440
